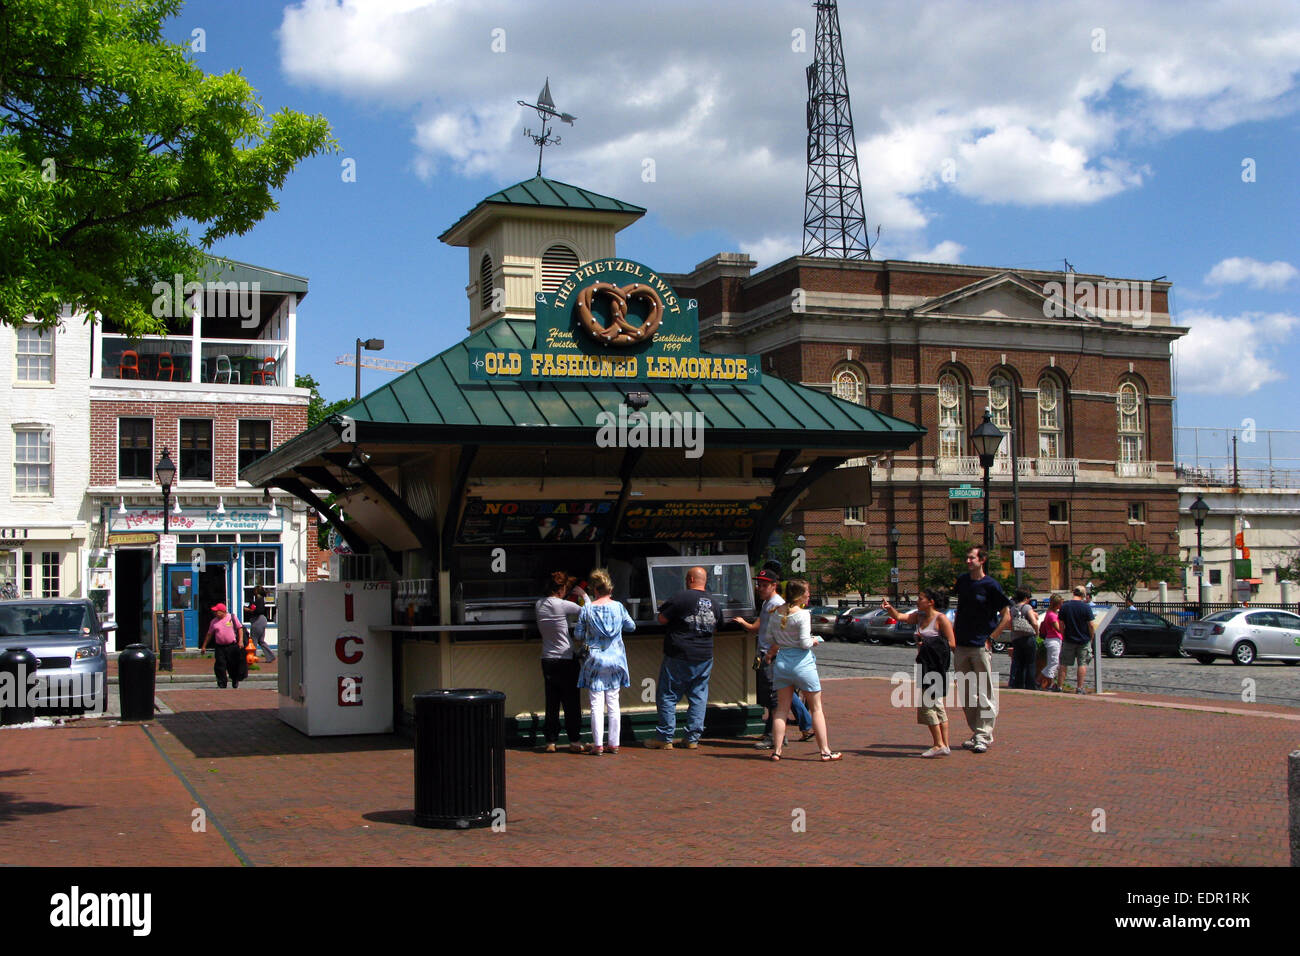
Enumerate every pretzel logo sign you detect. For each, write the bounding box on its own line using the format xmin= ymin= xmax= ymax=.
xmin=575 ymin=282 xmax=663 ymax=347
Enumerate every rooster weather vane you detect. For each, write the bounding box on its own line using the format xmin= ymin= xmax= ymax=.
xmin=518 ymin=78 xmax=576 ymax=176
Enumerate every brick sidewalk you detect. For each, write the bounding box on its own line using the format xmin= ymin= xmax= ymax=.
xmin=1 ymin=677 xmax=1293 ymax=866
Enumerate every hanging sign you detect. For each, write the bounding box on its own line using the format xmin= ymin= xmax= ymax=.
xmin=467 ymin=258 xmax=759 ymax=385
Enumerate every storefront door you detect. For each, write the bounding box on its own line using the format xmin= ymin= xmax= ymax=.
xmin=194 ymin=563 xmax=229 ymax=648
xmin=114 ymin=550 xmax=152 ymax=651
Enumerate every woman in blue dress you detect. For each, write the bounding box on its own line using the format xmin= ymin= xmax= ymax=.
xmin=576 ymin=568 xmax=634 ymax=755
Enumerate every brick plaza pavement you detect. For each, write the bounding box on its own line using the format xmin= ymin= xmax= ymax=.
xmin=1 ymin=676 xmax=1294 ymax=866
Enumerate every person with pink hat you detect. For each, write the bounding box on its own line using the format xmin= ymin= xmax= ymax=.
xmin=199 ymin=602 xmax=247 ymax=689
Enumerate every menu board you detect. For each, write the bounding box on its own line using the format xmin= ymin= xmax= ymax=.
xmin=616 ymin=499 xmax=768 ymax=542
xmin=457 ymin=498 xmax=614 ymax=545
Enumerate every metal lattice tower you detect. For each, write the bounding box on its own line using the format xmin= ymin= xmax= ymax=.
xmin=802 ymin=0 xmax=872 ymax=259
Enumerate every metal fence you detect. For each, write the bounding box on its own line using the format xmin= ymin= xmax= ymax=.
xmin=1175 ymin=426 xmax=1300 ymax=489
xmin=830 ymin=597 xmax=1300 ymax=620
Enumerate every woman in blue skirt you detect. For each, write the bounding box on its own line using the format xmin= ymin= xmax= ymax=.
xmin=763 ymin=579 xmax=840 ymax=761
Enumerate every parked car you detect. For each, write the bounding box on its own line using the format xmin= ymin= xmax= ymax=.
xmin=1181 ymin=608 xmax=1300 ymax=665
xmin=1098 ymin=608 xmax=1186 ymax=658
xmin=832 ymin=606 xmax=873 ymax=642
xmin=0 ymin=598 xmax=115 ymax=712
xmin=807 ymin=606 xmax=839 ymax=637
xmin=865 ymin=606 xmax=916 ymax=644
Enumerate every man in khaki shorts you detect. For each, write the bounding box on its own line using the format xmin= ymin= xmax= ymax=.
xmin=1057 ymin=586 xmax=1096 ymax=693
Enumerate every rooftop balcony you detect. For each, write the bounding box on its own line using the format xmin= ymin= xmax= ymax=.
xmin=934 ymin=456 xmax=1082 ymax=478
xmin=98 ymin=334 xmax=289 ymax=386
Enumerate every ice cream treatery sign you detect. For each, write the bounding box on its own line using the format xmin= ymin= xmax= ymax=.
xmin=468 ymin=258 xmax=759 ymax=385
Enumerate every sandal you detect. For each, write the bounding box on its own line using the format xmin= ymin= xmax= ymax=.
xmin=800 ymin=730 xmax=816 ymax=742
xmin=606 ymin=746 xmax=619 ymax=755
xmin=819 ymin=751 xmax=842 ymax=762
xmin=585 ymin=744 xmax=604 ymax=755
xmin=567 ymin=743 xmax=585 ymax=754
xmin=769 ymin=752 xmax=782 ymax=761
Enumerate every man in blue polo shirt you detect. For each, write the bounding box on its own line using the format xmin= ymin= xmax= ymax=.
xmin=952 ymin=546 xmax=1011 ymax=753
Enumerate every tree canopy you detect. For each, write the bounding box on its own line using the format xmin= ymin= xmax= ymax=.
xmin=0 ymin=0 xmax=336 ymax=332
xmin=919 ymin=537 xmax=1029 ymax=596
xmin=1070 ymin=541 xmax=1182 ymax=604
xmin=810 ymin=534 xmax=890 ymax=603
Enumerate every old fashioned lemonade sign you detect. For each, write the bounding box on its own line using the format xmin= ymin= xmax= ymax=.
xmin=468 ymin=258 xmax=759 ymax=384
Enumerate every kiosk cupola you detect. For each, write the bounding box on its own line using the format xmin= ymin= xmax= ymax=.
xmin=438 ymin=176 xmax=645 ymax=332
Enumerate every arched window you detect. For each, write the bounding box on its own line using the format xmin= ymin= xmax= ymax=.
xmin=479 ymin=253 xmax=495 ymax=311
xmin=988 ymin=373 xmax=1014 ymax=459
xmin=938 ymin=372 xmax=964 ymax=459
xmin=1117 ymin=381 xmax=1143 ymax=463
xmin=541 ymin=244 xmax=580 ymax=294
xmin=831 ymin=364 xmax=866 ymax=405
xmin=1037 ymin=375 xmax=1062 ymax=459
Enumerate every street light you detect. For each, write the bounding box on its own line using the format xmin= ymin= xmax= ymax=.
xmin=1190 ymin=495 xmax=1210 ymax=607
xmin=970 ymin=409 xmax=1004 ymax=553
xmin=155 ymin=447 xmax=177 ymax=672
xmin=355 ymin=337 xmax=385 ymax=400
xmin=888 ymin=525 xmax=901 ymax=599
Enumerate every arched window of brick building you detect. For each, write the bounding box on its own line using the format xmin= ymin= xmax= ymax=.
xmin=1037 ymin=375 xmax=1062 ymax=459
xmin=938 ymin=371 xmax=964 ymax=459
xmin=831 ymin=364 xmax=866 ymax=405
xmin=479 ymin=253 xmax=495 ymax=311
xmin=989 ymin=373 xmax=1014 ymax=460
xmin=1117 ymin=381 xmax=1144 ymax=464
xmin=541 ymin=244 xmax=580 ymax=294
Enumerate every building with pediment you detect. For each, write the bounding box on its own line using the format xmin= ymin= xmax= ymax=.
xmin=667 ymin=254 xmax=1187 ymax=594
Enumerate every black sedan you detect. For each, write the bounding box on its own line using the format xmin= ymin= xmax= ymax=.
xmin=1099 ymin=609 xmax=1186 ymax=658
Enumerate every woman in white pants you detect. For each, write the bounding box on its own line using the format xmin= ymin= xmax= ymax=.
xmin=575 ymin=569 xmax=634 ymax=754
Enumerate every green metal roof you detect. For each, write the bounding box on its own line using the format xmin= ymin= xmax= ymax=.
xmin=319 ymin=319 xmax=923 ymax=449
xmin=199 ymin=256 xmax=309 ymax=296
xmin=438 ymin=177 xmax=645 ymax=243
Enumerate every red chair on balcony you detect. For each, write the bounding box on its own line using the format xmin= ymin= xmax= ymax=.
xmin=156 ymin=353 xmax=175 ymax=382
xmin=118 ymin=350 xmax=140 ymax=379
xmin=250 ymin=357 xmax=278 ymax=386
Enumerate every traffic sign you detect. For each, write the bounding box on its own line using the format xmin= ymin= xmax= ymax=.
xmin=890 ymin=566 xmax=899 ymax=582
xmin=948 ymin=483 xmax=982 ymax=499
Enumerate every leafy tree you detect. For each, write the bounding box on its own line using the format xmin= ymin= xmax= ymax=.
xmin=810 ymin=534 xmax=890 ymax=603
xmin=0 ymin=0 xmax=337 ymax=332
xmin=919 ymin=537 xmax=1030 ymax=596
xmin=1273 ymin=551 xmax=1300 ymax=583
xmin=297 ymin=373 xmax=348 ymax=429
xmin=1070 ymin=541 xmax=1182 ymax=604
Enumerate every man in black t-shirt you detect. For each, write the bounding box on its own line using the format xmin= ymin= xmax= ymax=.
xmin=1057 ymin=586 xmax=1096 ymax=693
xmin=951 ymin=546 xmax=1011 ymax=753
xmin=645 ymin=566 xmax=717 ymax=750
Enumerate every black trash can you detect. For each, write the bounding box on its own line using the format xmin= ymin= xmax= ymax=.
xmin=0 ymin=647 xmax=38 ymax=726
xmin=118 ymin=644 xmax=156 ymax=721
xmin=413 ymin=688 xmax=506 ymax=830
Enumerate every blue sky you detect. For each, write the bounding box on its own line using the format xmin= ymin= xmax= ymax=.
xmin=168 ymin=0 xmax=1299 ymax=465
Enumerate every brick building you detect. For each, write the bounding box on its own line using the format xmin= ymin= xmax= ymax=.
xmin=668 ymin=254 xmax=1188 ymax=596
xmin=85 ymin=260 xmax=324 ymax=648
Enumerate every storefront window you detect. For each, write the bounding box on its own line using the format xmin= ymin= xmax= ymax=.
xmin=242 ymin=549 xmax=277 ymax=618
xmin=0 ymin=552 xmax=16 ymax=599
xmin=41 ymin=551 xmax=60 ymax=597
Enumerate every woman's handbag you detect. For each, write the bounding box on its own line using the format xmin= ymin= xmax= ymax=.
xmin=1012 ymin=604 xmax=1037 ymax=637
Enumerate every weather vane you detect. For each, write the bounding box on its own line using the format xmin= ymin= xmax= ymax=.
xmin=518 ymin=77 xmax=575 ymax=176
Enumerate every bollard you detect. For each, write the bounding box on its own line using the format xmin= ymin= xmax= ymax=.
xmin=118 ymin=644 xmax=157 ymax=720
xmin=1290 ymin=750 xmax=1300 ymax=867
xmin=413 ymin=688 xmax=506 ymax=829
xmin=0 ymin=647 xmax=38 ymax=726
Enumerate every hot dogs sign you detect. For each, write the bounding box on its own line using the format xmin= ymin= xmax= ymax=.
xmin=467 ymin=257 xmax=760 ymax=384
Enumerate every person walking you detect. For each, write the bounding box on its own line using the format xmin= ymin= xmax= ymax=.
xmin=884 ymin=589 xmax=956 ymax=757
xmin=1038 ymin=593 xmax=1065 ymax=690
xmin=535 ymin=571 xmax=585 ymax=753
xmin=1007 ymin=590 xmax=1040 ymax=690
xmin=575 ymin=569 xmax=634 ymax=755
xmin=764 ymin=580 xmax=838 ymax=761
xmin=952 ymin=546 xmax=1012 ymax=753
xmin=1057 ymin=586 xmax=1096 ymax=693
xmin=247 ymin=586 xmax=275 ymax=663
xmin=731 ymin=569 xmax=814 ymax=749
xmin=199 ymin=603 xmax=246 ymax=689
xmin=646 ymin=566 xmax=717 ymax=750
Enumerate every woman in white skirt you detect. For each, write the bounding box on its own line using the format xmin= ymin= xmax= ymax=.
xmin=763 ymin=580 xmax=840 ymax=761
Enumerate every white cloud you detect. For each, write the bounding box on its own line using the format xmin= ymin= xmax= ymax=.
xmin=1175 ymin=311 xmax=1299 ymax=394
xmin=740 ymin=234 xmax=802 ymax=270
xmin=1205 ymin=257 xmax=1298 ymax=291
xmin=905 ymin=240 xmax=965 ymax=263
xmin=278 ymin=0 xmax=1300 ymax=251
